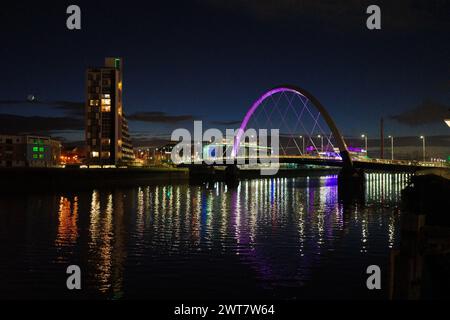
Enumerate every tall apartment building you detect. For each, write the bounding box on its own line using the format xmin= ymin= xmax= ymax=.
xmin=85 ymin=57 xmax=135 ymax=166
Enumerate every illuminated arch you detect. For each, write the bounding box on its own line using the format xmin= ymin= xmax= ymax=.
xmin=233 ymin=85 xmax=353 ymax=169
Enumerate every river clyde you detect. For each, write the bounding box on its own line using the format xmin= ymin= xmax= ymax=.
xmin=0 ymin=173 xmax=411 ymax=300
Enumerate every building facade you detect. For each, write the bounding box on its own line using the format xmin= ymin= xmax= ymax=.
xmin=85 ymin=57 xmax=134 ymax=166
xmin=0 ymin=135 xmax=61 ymax=167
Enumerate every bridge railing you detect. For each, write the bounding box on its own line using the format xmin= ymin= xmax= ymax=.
xmin=358 ymin=158 xmax=449 ymax=168
xmin=179 ymin=155 xmax=449 ymax=169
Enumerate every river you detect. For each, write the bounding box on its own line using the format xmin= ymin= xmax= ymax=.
xmin=0 ymin=173 xmax=411 ymax=299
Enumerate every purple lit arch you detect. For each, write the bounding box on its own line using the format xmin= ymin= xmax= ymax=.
xmin=232 ymin=85 xmax=353 ymax=169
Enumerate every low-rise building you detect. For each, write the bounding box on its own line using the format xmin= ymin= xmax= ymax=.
xmin=0 ymin=135 xmax=61 ymax=167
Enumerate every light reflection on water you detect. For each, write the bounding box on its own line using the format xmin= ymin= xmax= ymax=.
xmin=0 ymin=173 xmax=411 ymax=299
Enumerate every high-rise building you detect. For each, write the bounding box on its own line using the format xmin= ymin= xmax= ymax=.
xmin=85 ymin=57 xmax=134 ymax=166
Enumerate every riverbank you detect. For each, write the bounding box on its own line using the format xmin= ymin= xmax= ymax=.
xmin=0 ymin=166 xmax=340 ymax=191
xmin=0 ymin=167 xmax=189 ymax=191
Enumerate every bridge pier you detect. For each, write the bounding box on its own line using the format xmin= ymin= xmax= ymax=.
xmin=338 ymin=167 xmax=365 ymax=203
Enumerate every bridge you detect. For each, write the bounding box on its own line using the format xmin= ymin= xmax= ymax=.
xmin=181 ymin=84 xmax=449 ymax=187
xmin=186 ymin=156 xmax=447 ymax=173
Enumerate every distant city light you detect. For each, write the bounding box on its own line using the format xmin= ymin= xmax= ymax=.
xmin=348 ymin=147 xmax=364 ymax=153
xmin=445 ymin=119 xmax=450 ymax=127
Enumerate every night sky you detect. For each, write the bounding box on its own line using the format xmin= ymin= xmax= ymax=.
xmin=1 ymin=0 xmax=449 ymax=145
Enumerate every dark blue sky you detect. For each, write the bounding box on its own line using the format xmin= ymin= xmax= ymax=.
xmin=1 ymin=0 xmax=449 ymax=144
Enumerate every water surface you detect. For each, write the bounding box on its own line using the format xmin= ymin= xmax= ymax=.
xmin=0 ymin=174 xmax=410 ymax=299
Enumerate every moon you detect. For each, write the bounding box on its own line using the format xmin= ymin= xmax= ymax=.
xmin=27 ymin=94 xmax=36 ymax=102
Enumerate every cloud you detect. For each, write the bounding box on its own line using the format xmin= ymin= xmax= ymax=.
xmin=203 ymin=0 xmax=343 ymax=18
xmin=49 ymin=101 xmax=84 ymax=117
xmin=201 ymin=0 xmax=450 ymax=30
xmin=390 ymin=100 xmax=450 ymax=126
xmin=210 ymin=120 xmax=242 ymax=126
xmin=0 ymin=99 xmax=84 ymax=117
xmin=127 ymin=112 xmax=194 ymax=123
xmin=0 ymin=114 xmax=84 ymax=135
xmin=131 ymin=137 xmax=173 ymax=148
xmin=0 ymin=100 xmax=24 ymax=104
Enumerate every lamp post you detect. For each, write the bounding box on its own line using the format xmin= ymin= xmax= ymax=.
xmin=361 ymin=134 xmax=368 ymax=154
xmin=300 ymin=135 xmax=305 ymax=155
xmin=317 ymin=135 xmax=324 ymax=153
xmin=420 ymin=136 xmax=426 ymax=162
xmin=388 ymin=136 xmax=394 ymax=161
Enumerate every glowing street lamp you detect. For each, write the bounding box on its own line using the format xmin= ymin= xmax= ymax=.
xmin=420 ymin=136 xmax=426 ymax=162
xmin=300 ymin=135 xmax=305 ymax=155
xmin=388 ymin=136 xmax=394 ymax=161
xmin=361 ymin=134 xmax=368 ymax=153
xmin=317 ymin=135 xmax=324 ymax=153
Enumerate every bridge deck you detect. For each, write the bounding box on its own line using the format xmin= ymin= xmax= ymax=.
xmin=180 ymin=156 xmax=449 ymax=172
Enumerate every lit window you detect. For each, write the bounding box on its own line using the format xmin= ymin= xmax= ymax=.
xmin=39 ymin=147 xmax=44 ymax=152
xmin=39 ymin=154 xmax=44 ymax=159
xmin=91 ymin=151 xmax=99 ymax=158
xmin=33 ymin=147 xmax=38 ymax=152
xmin=33 ymin=154 xmax=38 ymax=159
xmin=103 ymin=94 xmax=110 ymax=98
xmin=101 ymin=105 xmax=111 ymax=112
xmin=101 ymin=99 xmax=111 ymax=105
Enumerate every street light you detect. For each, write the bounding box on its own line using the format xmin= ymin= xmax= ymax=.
xmin=317 ymin=135 xmax=324 ymax=153
xmin=300 ymin=135 xmax=305 ymax=155
xmin=388 ymin=136 xmax=394 ymax=161
xmin=420 ymin=136 xmax=426 ymax=162
xmin=361 ymin=134 xmax=368 ymax=154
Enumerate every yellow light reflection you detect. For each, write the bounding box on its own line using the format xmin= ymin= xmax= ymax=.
xmin=55 ymin=196 xmax=79 ymax=248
